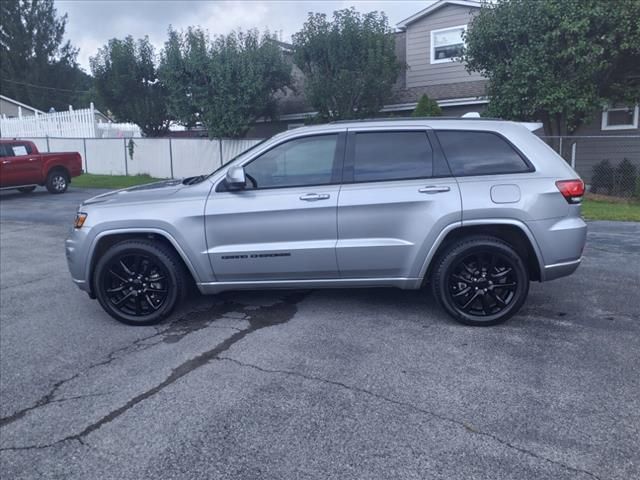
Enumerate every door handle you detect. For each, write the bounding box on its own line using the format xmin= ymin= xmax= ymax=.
xmin=299 ymin=193 xmax=330 ymax=201
xmin=418 ymin=185 xmax=451 ymax=194
xmin=1 ymin=160 xmax=10 ymax=164
xmin=28 ymin=158 xmax=37 ymax=161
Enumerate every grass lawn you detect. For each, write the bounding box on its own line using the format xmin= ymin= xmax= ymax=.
xmin=582 ymin=198 xmax=640 ymax=222
xmin=73 ymin=174 xmax=163 ymax=189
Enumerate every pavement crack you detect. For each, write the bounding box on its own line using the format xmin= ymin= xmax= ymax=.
xmin=0 ymin=373 xmax=81 ymax=428
xmin=218 ymin=357 xmax=602 ymax=480
xmin=0 ymin=298 xmax=237 ymax=429
xmin=0 ymin=291 xmax=308 ymax=452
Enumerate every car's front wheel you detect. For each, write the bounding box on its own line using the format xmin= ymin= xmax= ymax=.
xmin=431 ymin=236 xmax=529 ymax=326
xmin=93 ymin=239 xmax=188 ymax=325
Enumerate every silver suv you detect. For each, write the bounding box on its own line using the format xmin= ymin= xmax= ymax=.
xmin=66 ymin=118 xmax=587 ymax=326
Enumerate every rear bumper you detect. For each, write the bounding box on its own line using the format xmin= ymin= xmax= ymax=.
xmin=528 ymin=215 xmax=587 ymax=282
xmin=542 ymin=257 xmax=582 ymax=281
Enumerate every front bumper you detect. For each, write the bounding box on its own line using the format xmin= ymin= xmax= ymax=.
xmin=65 ymin=226 xmax=92 ymax=293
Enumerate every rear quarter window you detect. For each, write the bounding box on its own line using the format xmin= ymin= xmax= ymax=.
xmin=436 ymin=130 xmax=531 ymax=176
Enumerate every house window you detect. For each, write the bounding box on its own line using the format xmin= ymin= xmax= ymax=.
xmin=601 ymin=104 xmax=639 ymax=130
xmin=431 ymin=25 xmax=466 ymax=64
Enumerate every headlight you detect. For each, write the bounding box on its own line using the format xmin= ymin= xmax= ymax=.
xmin=74 ymin=212 xmax=88 ymax=229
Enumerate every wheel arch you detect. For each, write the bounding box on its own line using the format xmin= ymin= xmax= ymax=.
xmin=86 ymin=229 xmax=200 ymax=297
xmin=421 ymin=220 xmax=544 ymax=284
xmin=46 ymin=164 xmax=70 ymax=179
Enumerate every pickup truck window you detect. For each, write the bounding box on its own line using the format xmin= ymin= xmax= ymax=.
xmin=11 ymin=144 xmax=29 ymax=156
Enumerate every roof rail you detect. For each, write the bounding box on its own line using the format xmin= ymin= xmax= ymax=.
xmin=329 ymin=116 xmax=505 ymax=124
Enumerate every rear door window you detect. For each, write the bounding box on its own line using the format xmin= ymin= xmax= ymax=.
xmin=349 ymin=131 xmax=433 ymax=182
xmin=436 ymin=131 xmax=531 ymax=176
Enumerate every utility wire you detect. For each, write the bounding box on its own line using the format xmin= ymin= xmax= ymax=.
xmin=0 ymin=77 xmax=91 ymax=93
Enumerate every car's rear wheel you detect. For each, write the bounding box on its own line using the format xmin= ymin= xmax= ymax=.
xmin=18 ymin=186 xmax=36 ymax=193
xmin=93 ymin=239 xmax=187 ymax=325
xmin=431 ymin=236 xmax=529 ymax=326
xmin=45 ymin=169 xmax=69 ymax=194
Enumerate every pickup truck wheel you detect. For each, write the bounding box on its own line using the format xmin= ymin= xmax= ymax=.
xmin=18 ymin=186 xmax=36 ymax=193
xmin=431 ymin=236 xmax=529 ymax=326
xmin=94 ymin=239 xmax=187 ymax=326
xmin=45 ymin=169 xmax=69 ymax=194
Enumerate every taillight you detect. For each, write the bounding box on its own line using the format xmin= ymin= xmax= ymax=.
xmin=556 ymin=179 xmax=585 ymax=204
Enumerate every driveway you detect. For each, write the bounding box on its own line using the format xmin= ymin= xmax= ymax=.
xmin=1 ymin=187 xmax=639 ymax=480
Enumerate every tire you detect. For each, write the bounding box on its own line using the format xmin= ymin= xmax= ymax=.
xmin=18 ymin=186 xmax=36 ymax=193
xmin=93 ymin=239 xmax=188 ymax=326
xmin=431 ymin=236 xmax=529 ymax=326
xmin=45 ymin=169 xmax=69 ymax=194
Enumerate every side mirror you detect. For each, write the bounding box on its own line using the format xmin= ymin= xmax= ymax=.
xmin=225 ymin=166 xmax=246 ymax=190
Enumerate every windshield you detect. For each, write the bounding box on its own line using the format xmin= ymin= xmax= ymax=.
xmin=205 ymin=138 xmax=269 ymax=179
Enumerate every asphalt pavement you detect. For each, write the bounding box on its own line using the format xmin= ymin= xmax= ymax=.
xmin=1 ymin=186 xmax=639 ymax=480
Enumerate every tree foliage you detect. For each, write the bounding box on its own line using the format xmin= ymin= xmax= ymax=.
xmin=90 ymin=36 xmax=170 ymax=136
xmin=292 ymin=8 xmax=401 ymax=121
xmin=160 ymin=28 xmax=291 ymax=138
xmin=463 ymin=0 xmax=640 ymax=136
xmin=0 ymin=0 xmax=90 ymax=111
xmin=412 ymin=94 xmax=442 ymax=117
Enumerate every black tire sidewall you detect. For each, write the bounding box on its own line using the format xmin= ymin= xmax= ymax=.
xmin=46 ymin=170 xmax=69 ymax=194
xmin=433 ymin=238 xmax=529 ymax=326
xmin=94 ymin=241 xmax=182 ymax=326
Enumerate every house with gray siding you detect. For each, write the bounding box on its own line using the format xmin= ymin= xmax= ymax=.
xmin=387 ymin=0 xmax=486 ymax=115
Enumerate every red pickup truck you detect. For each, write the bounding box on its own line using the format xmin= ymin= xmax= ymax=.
xmin=0 ymin=139 xmax=82 ymax=194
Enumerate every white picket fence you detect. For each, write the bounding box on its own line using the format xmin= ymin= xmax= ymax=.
xmin=16 ymin=137 xmax=264 ymax=179
xmin=0 ymin=103 xmax=141 ymax=138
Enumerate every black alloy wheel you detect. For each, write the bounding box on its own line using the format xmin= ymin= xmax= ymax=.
xmin=94 ymin=239 xmax=187 ymax=325
xmin=432 ymin=236 xmax=529 ymax=326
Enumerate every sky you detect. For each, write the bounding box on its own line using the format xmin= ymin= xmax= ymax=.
xmin=55 ymin=0 xmax=435 ymax=72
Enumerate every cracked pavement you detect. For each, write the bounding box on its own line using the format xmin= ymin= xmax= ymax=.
xmin=1 ymin=188 xmax=639 ymax=479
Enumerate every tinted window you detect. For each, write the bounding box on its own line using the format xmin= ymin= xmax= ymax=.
xmin=437 ymin=131 xmax=530 ymax=176
xmin=244 ymin=134 xmax=338 ymax=189
xmin=352 ymin=131 xmax=432 ymax=182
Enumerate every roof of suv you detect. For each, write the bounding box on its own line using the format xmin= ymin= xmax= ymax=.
xmin=278 ymin=118 xmax=541 ymax=136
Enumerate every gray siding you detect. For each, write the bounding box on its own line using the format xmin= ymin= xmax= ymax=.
xmin=405 ymin=4 xmax=484 ymax=89
xmin=0 ymin=98 xmax=38 ymax=118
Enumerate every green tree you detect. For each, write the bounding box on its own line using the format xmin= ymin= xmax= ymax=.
xmin=91 ymin=36 xmax=170 ymax=136
xmin=412 ymin=94 xmax=442 ymax=117
xmin=0 ymin=0 xmax=89 ymax=111
xmin=160 ymin=28 xmax=291 ymax=138
xmin=292 ymin=8 xmax=401 ymax=121
xmin=463 ymin=0 xmax=640 ymax=136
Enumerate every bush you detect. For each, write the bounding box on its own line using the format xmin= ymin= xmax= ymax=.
xmin=615 ymin=158 xmax=637 ymax=197
xmin=635 ymin=175 xmax=640 ymax=199
xmin=412 ymin=94 xmax=442 ymax=117
xmin=590 ymin=160 xmax=615 ymax=195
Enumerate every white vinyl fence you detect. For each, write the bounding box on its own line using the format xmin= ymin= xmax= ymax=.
xmin=0 ymin=103 xmax=141 ymax=138
xmin=16 ymin=137 xmax=264 ymax=179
